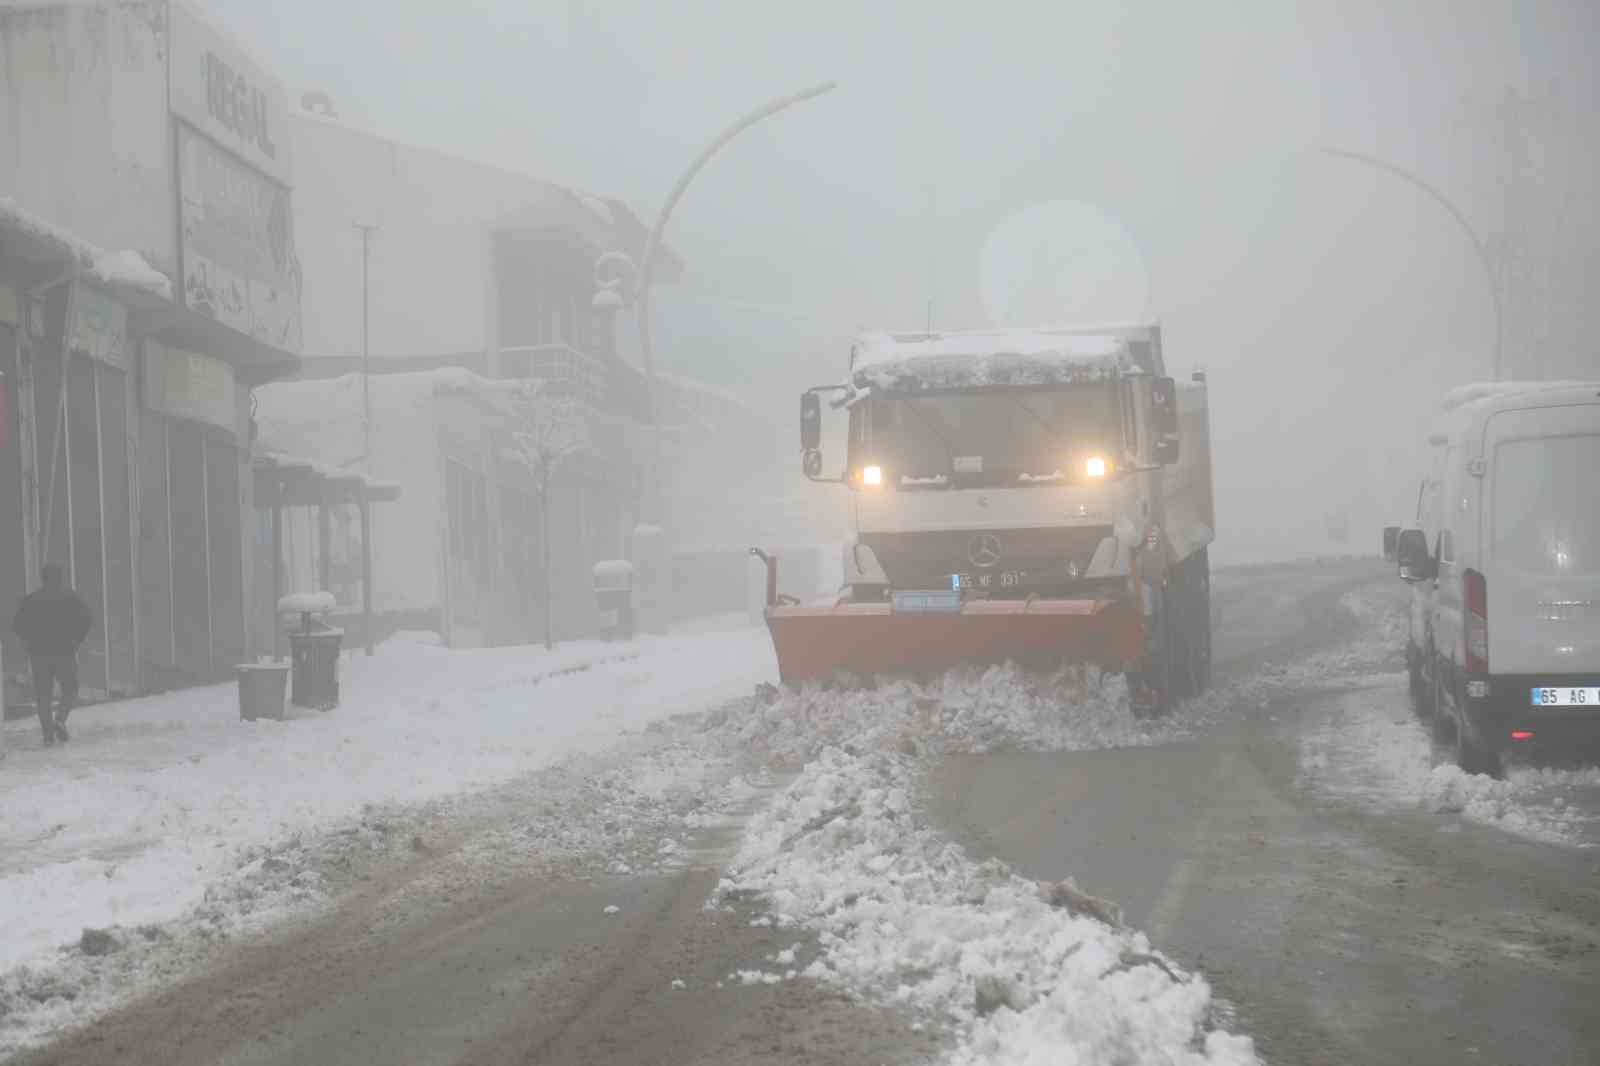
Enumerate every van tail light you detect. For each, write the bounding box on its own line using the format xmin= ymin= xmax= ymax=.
xmin=1464 ymin=568 xmax=1488 ymax=674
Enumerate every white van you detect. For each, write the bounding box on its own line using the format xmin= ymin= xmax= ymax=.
xmin=1392 ymin=381 xmax=1600 ymax=777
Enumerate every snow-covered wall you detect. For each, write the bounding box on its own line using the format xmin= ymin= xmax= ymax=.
xmin=291 ymin=113 xmax=598 ymax=363
xmin=0 ymin=1 xmax=175 ymax=276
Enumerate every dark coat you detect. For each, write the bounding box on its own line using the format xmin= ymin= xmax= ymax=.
xmin=13 ymin=587 xmax=93 ymax=657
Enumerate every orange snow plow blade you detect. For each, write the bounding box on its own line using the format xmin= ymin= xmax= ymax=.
xmin=763 ymin=597 xmax=1145 ymax=683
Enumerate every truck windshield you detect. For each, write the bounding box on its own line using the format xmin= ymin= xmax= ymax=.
xmin=852 ymin=384 xmax=1120 ymax=485
xmin=1491 ymin=434 xmax=1600 ymax=576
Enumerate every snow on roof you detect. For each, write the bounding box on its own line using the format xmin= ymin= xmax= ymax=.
xmin=0 ymin=197 xmax=173 ymax=302
xmin=848 ymin=328 xmax=1128 ymax=392
xmin=1439 ymin=380 xmax=1598 ymax=413
xmin=256 ymin=449 xmax=401 ymax=495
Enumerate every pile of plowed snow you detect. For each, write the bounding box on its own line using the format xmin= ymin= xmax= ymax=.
xmin=1297 ymin=679 xmax=1600 ymax=848
xmin=708 ymin=672 xmax=1259 ymax=1065
xmin=714 ymin=664 xmax=1228 ymax=768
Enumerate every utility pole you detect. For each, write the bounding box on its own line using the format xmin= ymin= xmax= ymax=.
xmin=354 ymin=222 xmax=377 ymax=655
xmin=925 ymin=184 xmax=937 ymax=333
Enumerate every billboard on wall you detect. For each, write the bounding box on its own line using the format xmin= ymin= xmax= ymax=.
xmin=177 ymin=124 xmax=303 ymax=351
xmin=144 ymin=342 xmax=239 ymax=436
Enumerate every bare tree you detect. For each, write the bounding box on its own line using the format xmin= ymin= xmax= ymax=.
xmin=510 ymin=389 xmax=588 ymax=650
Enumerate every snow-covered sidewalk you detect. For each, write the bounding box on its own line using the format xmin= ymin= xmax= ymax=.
xmin=0 ymin=621 xmax=776 ymax=975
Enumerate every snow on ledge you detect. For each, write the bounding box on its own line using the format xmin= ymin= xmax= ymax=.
xmin=0 ymin=197 xmax=173 ymax=302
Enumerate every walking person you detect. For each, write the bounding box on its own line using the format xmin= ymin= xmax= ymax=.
xmin=12 ymin=564 xmax=92 ymax=746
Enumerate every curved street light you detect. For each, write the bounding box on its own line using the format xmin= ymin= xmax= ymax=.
xmin=1321 ymin=146 xmax=1503 ymax=381
xmin=633 ymin=80 xmax=838 ymax=522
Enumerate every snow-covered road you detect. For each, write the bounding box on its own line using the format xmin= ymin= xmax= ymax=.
xmin=9 ymin=559 xmax=1600 ymax=1066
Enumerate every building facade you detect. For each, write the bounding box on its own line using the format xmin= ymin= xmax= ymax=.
xmin=1 ymin=1 xmax=302 ymax=700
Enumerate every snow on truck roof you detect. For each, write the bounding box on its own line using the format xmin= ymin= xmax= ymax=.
xmin=848 ymin=327 xmax=1135 ymax=392
xmin=1425 ymin=380 xmax=1600 ymax=443
xmin=1439 ymin=380 xmax=1599 ymax=413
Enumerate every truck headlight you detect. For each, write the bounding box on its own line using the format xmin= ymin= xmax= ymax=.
xmin=1085 ymin=456 xmax=1108 ymax=478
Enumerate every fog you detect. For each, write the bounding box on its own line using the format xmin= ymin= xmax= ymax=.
xmin=209 ymin=0 xmax=1600 ymax=561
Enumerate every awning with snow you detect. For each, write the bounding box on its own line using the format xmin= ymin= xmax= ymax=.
xmin=253 ymin=451 xmax=402 ymax=506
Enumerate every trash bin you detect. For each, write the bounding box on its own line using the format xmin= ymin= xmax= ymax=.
xmin=237 ymin=663 xmax=290 ymax=721
xmin=592 ymin=560 xmax=634 ymax=641
xmin=288 ymin=624 xmax=343 ymax=710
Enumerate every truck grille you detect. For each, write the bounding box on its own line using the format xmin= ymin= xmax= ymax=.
xmin=861 ymin=526 xmax=1111 ymax=586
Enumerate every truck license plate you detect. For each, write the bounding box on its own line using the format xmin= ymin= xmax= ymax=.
xmin=1531 ymin=687 xmax=1599 ymax=707
xmin=951 ymin=571 xmax=1025 ymax=591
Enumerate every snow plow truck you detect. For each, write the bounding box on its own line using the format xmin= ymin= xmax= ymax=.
xmin=753 ymin=323 xmax=1216 ymax=713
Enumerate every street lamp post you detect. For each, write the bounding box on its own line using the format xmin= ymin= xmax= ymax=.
xmin=354 ymin=222 xmax=378 ymax=654
xmin=632 ymin=81 xmax=838 ymax=522
xmin=1321 ymin=147 xmax=1504 ymax=381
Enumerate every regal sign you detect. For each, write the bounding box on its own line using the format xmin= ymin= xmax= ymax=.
xmin=169 ymin=3 xmax=290 ymax=184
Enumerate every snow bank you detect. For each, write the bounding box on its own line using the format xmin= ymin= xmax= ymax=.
xmin=716 ymin=745 xmax=1256 ymax=1064
xmin=720 ymin=665 xmax=1222 ymax=767
xmin=701 ymin=668 xmax=1254 ymax=1063
xmin=1300 ymin=685 xmax=1600 ymax=847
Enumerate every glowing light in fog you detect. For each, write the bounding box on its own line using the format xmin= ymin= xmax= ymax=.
xmin=1086 ymin=456 xmax=1107 ymax=477
xmin=862 ymin=465 xmax=883 ymax=487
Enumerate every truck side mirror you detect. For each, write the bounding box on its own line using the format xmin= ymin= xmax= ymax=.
xmin=1396 ymin=528 xmax=1433 ymax=582
xmin=800 ymin=392 xmax=821 ymax=452
xmin=1151 ymin=376 xmax=1180 ymax=464
xmin=1382 ymin=525 xmax=1400 ymax=561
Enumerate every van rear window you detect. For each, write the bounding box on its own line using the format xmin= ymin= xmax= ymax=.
xmin=1491 ymin=435 xmax=1600 ymax=576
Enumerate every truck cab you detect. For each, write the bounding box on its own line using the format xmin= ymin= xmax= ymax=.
xmin=776 ymin=323 xmax=1215 ymax=708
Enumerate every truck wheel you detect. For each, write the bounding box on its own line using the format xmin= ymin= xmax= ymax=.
xmin=1189 ymin=549 xmax=1213 ymax=695
xmin=1131 ymin=584 xmax=1178 ymax=717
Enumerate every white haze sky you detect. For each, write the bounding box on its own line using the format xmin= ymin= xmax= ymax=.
xmin=205 ymin=0 xmax=1598 ymax=555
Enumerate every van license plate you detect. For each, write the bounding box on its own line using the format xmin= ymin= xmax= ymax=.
xmin=1531 ymin=687 xmax=1599 ymax=706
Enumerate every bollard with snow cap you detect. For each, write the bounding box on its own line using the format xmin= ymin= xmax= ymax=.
xmin=592 ymin=560 xmax=634 ymax=641
xmin=279 ymin=592 xmax=342 ymax=710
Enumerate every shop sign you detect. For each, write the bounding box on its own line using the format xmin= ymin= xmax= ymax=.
xmin=71 ymin=284 xmax=130 ymax=369
xmin=144 ymin=342 xmax=238 ymax=435
xmin=169 ymin=3 xmax=290 ymax=183
xmin=178 ymin=124 xmax=302 ymax=351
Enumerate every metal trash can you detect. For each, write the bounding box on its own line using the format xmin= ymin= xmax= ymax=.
xmin=288 ymin=624 xmax=343 ymax=709
xmin=593 ymin=560 xmax=634 ymax=641
xmin=237 ymin=663 xmax=290 ymax=721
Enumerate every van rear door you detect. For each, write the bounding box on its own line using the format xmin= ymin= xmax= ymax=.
xmin=1482 ymin=403 xmax=1600 ymax=676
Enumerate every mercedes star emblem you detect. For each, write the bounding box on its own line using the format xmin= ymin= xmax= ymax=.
xmin=967 ymin=534 xmax=1002 ymax=569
